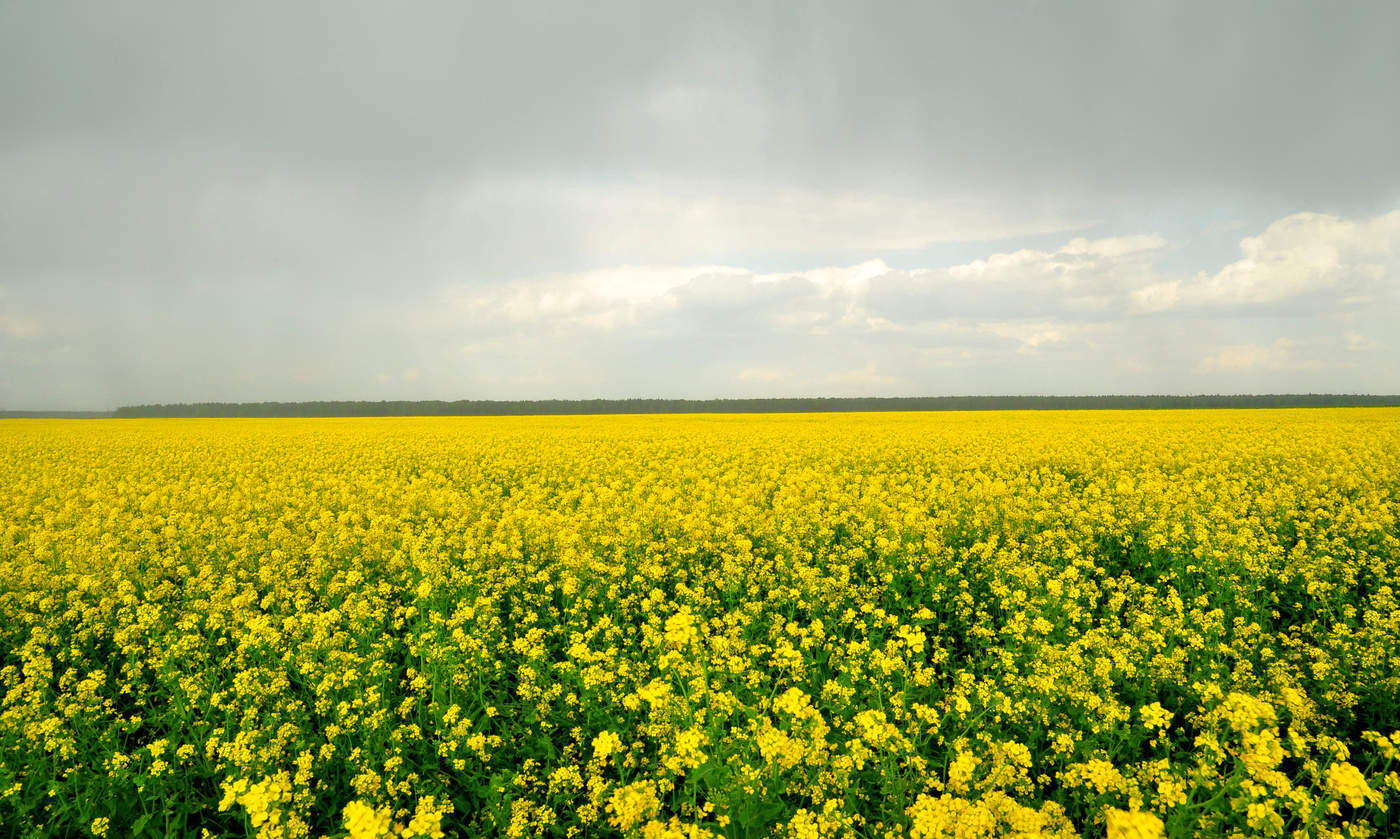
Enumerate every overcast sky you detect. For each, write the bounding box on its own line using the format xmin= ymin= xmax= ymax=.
xmin=3 ymin=2 xmax=1398 ymax=409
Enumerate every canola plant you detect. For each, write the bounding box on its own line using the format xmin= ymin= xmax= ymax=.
xmin=1 ymin=410 xmax=1398 ymax=838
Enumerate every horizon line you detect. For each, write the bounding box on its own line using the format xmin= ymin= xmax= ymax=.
xmin=6 ymin=393 xmax=1400 ymax=419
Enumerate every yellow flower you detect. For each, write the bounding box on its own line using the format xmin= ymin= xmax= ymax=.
xmin=593 ymin=730 xmax=624 ymax=761
xmin=1247 ymin=801 xmax=1285 ymax=836
xmin=607 ymin=781 xmax=660 ymax=830
xmin=343 ymin=800 xmax=394 ymax=839
xmin=665 ymin=608 xmax=699 ymax=648
xmin=1139 ymin=702 xmax=1172 ymax=731
xmin=641 ymin=817 xmax=719 ymax=839
xmin=221 ymin=776 xmax=292 ymax=833
xmin=1105 ymin=808 xmax=1165 ymax=839
xmin=400 ymin=795 xmax=450 ymax=839
xmin=664 ymin=727 xmax=707 ymax=774
xmin=1326 ymin=762 xmax=1374 ymax=808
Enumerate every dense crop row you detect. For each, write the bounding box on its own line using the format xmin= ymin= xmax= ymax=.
xmin=2 ymin=410 xmax=1398 ymax=838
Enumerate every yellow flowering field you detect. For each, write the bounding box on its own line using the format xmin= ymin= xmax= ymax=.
xmin=2 ymin=410 xmax=1398 ymax=839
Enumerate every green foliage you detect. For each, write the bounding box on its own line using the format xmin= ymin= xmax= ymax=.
xmin=109 ymin=394 xmax=1400 ymax=418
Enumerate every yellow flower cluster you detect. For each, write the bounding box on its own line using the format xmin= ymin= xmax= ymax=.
xmin=219 ymin=776 xmax=295 ymax=838
xmin=593 ymin=730 xmax=624 ymax=761
xmin=1 ymin=409 xmax=1398 ymax=837
xmin=907 ymin=791 xmax=1077 ymax=838
xmin=1325 ymin=762 xmax=1375 ymax=809
xmin=609 ymin=780 xmax=662 ymax=830
xmin=1105 ymin=808 xmax=1165 ymax=839
xmin=342 ymin=801 xmax=392 ymax=839
xmin=341 ymin=796 xmax=448 ymax=839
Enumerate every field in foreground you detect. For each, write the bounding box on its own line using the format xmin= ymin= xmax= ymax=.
xmin=1 ymin=410 xmax=1398 ymax=839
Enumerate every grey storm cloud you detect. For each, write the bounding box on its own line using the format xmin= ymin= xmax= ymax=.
xmin=8 ymin=3 xmax=1398 ymax=199
xmin=1 ymin=2 xmax=1398 ymax=408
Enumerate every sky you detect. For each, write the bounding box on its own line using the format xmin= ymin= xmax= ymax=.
xmin=2 ymin=2 xmax=1398 ymax=409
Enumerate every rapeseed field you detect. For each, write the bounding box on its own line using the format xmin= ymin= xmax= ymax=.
xmin=1 ymin=410 xmax=1397 ymax=838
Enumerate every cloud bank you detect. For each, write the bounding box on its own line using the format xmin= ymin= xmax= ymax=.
xmin=4 ymin=210 xmax=1395 ymax=408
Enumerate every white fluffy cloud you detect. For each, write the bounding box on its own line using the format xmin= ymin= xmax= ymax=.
xmin=1198 ymin=339 xmax=1300 ymax=372
xmin=411 ymin=209 xmax=1396 ymax=397
xmin=441 ymin=228 xmax=1181 ymax=338
xmin=1133 ymin=211 xmax=1400 ymax=311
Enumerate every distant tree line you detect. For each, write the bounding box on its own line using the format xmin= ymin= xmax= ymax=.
xmin=110 ymin=394 xmax=1400 ymax=418
xmin=0 ymin=410 xmax=114 ymax=419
